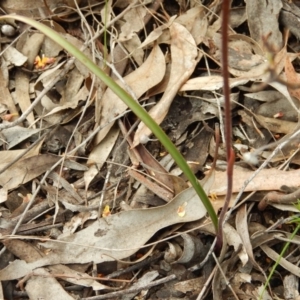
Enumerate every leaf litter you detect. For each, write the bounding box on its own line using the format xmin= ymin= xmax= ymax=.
xmin=1 ymin=0 xmax=300 ymax=299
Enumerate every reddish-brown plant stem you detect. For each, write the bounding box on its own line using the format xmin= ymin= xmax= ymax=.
xmin=215 ymin=1 xmax=235 ymax=252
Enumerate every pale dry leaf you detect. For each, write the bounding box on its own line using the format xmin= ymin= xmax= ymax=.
xmin=133 ymin=22 xmax=197 ymax=147
xmin=122 ymin=33 xmax=144 ymax=66
xmin=97 ymin=44 xmax=165 ymax=143
xmin=254 ymin=114 xmax=298 ymax=134
xmin=60 ymin=67 xmax=85 ymax=107
xmin=47 ymin=171 xmax=83 ymax=203
xmin=0 ymin=140 xmax=43 ymax=202
xmin=139 ymin=16 xmax=176 ymax=48
xmin=174 ymin=277 xmax=205 ymax=294
xmin=245 ymin=0 xmax=283 ymax=51
xmin=83 ymin=165 xmax=98 ymax=193
xmin=214 ymin=36 xmax=265 ymax=72
xmin=230 ymin=6 xmax=247 ymax=28
xmin=175 ymin=6 xmax=208 ymax=45
xmin=35 ymin=61 xmax=65 ymax=88
xmin=268 ymin=80 xmax=300 ymax=115
xmin=255 ymin=285 xmax=273 ymax=300
xmin=63 ymin=34 xmax=94 ymax=77
xmin=156 ymin=7 xmax=207 ymax=46
xmin=119 ymin=6 xmax=147 ymax=42
xmin=1 ymin=0 xmax=77 ymax=17
xmin=15 ymin=70 xmax=34 ymax=126
xmin=236 ymin=204 xmax=264 ymax=272
xmin=228 ymin=58 xmax=269 ymax=79
xmin=0 ymin=125 xmax=41 ymax=149
xmin=209 ymin=194 xmax=236 ymax=213
xmin=0 ymin=154 xmax=60 ymax=190
xmin=0 ymin=67 xmax=17 ymax=116
xmin=209 ymin=167 xmax=300 ymax=196
xmin=42 ymin=32 xmax=64 ymax=57
xmin=25 ymin=268 xmax=75 ymax=300
xmin=255 ymin=98 xmax=299 ymax=122
xmin=121 ymin=271 xmax=159 ymax=300
xmin=0 ymin=139 xmax=43 ymax=170
xmin=2 ymin=46 xmax=27 ymax=66
xmin=15 ymin=33 xmax=44 ymax=127
xmin=180 ymin=76 xmax=249 ymax=91
xmin=244 ymin=90 xmax=283 ymax=102
xmin=283 ymin=275 xmax=299 ymax=300
xmin=84 ymin=127 xmax=119 ymax=190
xmin=224 ymin=223 xmax=248 ymax=266
xmin=0 ymin=188 xmax=8 ymax=203
xmin=176 ymin=233 xmax=203 ymax=264
xmin=21 ymin=33 xmax=45 ymax=70
xmin=0 ymin=187 xmax=207 ymax=280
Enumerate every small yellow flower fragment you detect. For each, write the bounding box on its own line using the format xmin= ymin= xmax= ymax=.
xmin=177 ymin=202 xmax=187 ymax=217
xmin=209 ymin=192 xmax=218 ymax=201
xmin=34 ymin=54 xmax=55 ymax=69
xmin=102 ymin=205 xmax=111 ymax=218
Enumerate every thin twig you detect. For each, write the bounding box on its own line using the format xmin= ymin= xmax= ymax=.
xmin=82 ymin=274 xmax=176 ymax=300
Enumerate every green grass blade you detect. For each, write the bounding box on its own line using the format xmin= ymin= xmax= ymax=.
xmin=0 ymin=15 xmax=218 ymax=230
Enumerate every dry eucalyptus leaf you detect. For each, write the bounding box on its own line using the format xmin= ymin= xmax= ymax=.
xmin=119 ymin=6 xmax=147 ymax=42
xmin=0 ymin=187 xmax=207 ymax=280
xmin=210 ymin=167 xmax=300 ymax=196
xmin=0 ymin=68 xmax=17 ymax=115
xmin=121 ymin=271 xmax=159 ymax=300
xmin=175 ymin=6 xmax=208 ymax=45
xmin=224 ymin=223 xmax=248 ymax=266
xmin=180 ymin=76 xmax=249 ymax=91
xmin=2 ymin=46 xmax=27 ymax=66
xmin=97 ymin=44 xmax=165 ymax=143
xmin=139 ymin=16 xmax=176 ymax=48
xmin=245 ymin=90 xmax=283 ymax=102
xmin=15 ymin=33 xmax=44 ymax=127
xmin=25 ymin=268 xmax=77 ymax=300
xmin=215 ymin=38 xmax=265 ymax=71
xmin=0 ymin=154 xmax=60 ymax=190
xmin=245 ymin=0 xmax=283 ymax=50
xmin=0 ymin=126 xmax=41 ymax=149
xmin=84 ymin=126 xmax=119 ymax=190
xmin=133 ymin=22 xmax=198 ymax=147
xmin=236 ymin=204 xmax=264 ymax=272
xmin=176 ymin=233 xmax=204 ymax=264
xmin=1 ymin=138 xmax=43 ymax=162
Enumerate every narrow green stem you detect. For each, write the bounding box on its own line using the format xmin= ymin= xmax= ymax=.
xmin=259 ymin=222 xmax=300 ymax=300
xmin=0 ymin=15 xmax=218 ymax=230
